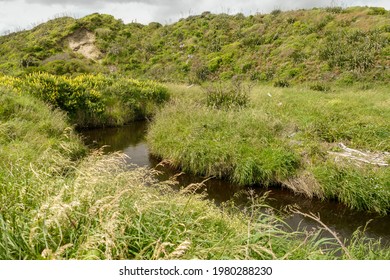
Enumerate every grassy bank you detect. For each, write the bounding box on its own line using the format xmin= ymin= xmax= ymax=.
xmin=1 ymin=85 xmax=389 ymax=259
xmin=147 ymin=83 xmax=390 ymax=213
xmin=0 ymin=73 xmax=169 ymax=128
xmin=0 ymin=85 xmax=85 ymax=258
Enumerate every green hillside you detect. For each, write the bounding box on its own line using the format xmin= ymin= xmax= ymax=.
xmin=1 ymin=6 xmax=389 ymax=84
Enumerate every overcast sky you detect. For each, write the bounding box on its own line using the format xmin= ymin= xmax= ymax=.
xmin=1 ymin=0 xmax=389 ymax=34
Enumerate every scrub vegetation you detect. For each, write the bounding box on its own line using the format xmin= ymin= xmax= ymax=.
xmin=0 ymin=7 xmax=389 ymax=84
xmin=0 ymin=73 xmax=169 ymax=127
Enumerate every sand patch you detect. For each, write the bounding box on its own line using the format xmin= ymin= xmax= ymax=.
xmin=68 ymin=28 xmax=102 ymax=61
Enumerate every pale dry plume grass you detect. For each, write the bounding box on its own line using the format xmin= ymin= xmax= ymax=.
xmin=28 ymin=150 xmax=208 ymax=260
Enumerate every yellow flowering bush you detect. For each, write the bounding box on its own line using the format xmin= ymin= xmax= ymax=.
xmin=22 ymin=73 xmax=105 ymax=115
xmin=0 ymin=73 xmax=169 ymax=127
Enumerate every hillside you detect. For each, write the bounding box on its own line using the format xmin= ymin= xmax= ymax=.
xmin=0 ymin=6 xmax=389 ymax=84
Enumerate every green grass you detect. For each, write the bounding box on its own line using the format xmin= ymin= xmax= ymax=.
xmin=1 ymin=84 xmax=389 ymax=260
xmin=147 ymin=98 xmax=299 ymax=186
xmin=0 ymin=85 xmax=85 ymax=258
xmin=147 ymin=83 xmax=390 ymax=213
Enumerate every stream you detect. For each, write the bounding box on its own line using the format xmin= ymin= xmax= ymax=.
xmin=80 ymin=121 xmax=390 ymax=245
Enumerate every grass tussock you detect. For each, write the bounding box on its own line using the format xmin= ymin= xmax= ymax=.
xmin=148 ymin=84 xmax=390 ymax=213
xmin=204 ymin=81 xmax=251 ymax=110
xmin=147 ymin=98 xmax=299 ymax=186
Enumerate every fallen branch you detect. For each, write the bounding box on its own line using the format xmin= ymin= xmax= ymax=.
xmin=338 ymin=143 xmax=369 ymax=157
xmin=328 ymin=143 xmax=389 ymax=167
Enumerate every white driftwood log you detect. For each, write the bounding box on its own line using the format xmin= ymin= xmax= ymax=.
xmin=328 ymin=143 xmax=389 ymax=167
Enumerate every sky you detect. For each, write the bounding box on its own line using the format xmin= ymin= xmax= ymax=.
xmin=0 ymin=0 xmax=389 ymax=34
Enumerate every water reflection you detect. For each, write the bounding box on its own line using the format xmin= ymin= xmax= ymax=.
xmin=81 ymin=122 xmax=150 ymax=167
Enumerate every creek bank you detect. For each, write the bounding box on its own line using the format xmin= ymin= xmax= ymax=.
xmin=80 ymin=121 xmax=390 ymax=246
xmin=146 ymin=84 xmax=390 ymax=214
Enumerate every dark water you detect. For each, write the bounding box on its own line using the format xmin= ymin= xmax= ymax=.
xmin=80 ymin=121 xmax=390 ymax=245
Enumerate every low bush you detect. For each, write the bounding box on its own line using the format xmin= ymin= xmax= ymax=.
xmin=319 ymin=30 xmax=387 ymax=73
xmin=368 ymin=7 xmax=387 ymax=15
xmin=22 ymin=72 xmax=106 ymax=120
xmin=0 ymin=73 xmax=169 ymax=127
xmin=271 ymin=9 xmax=282 ymax=16
xmin=273 ymin=79 xmax=290 ymax=88
xmin=309 ymin=82 xmax=331 ymax=92
xmin=325 ymin=7 xmax=345 ymax=14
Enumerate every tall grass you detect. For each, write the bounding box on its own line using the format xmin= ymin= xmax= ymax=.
xmin=2 ymin=148 xmax=388 ymax=259
xmin=204 ymin=81 xmax=250 ymax=110
xmin=0 ymin=85 xmax=85 ymax=258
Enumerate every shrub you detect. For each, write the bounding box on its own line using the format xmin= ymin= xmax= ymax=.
xmin=241 ymin=35 xmax=264 ymax=48
xmin=273 ymin=79 xmax=290 ymax=88
xmin=0 ymin=73 xmax=169 ymax=127
xmin=336 ymin=72 xmax=357 ymax=85
xmin=325 ymin=7 xmax=345 ymax=14
xmin=271 ymin=9 xmax=282 ymax=16
xmin=368 ymin=7 xmax=387 ymax=15
xmin=309 ymin=82 xmax=331 ymax=92
xmin=290 ymin=49 xmax=306 ymax=64
xmin=194 ymin=66 xmax=210 ymax=83
xmin=41 ymin=59 xmax=92 ymax=75
xmin=286 ymin=17 xmax=297 ymax=24
xmin=22 ymin=73 xmax=105 ymax=120
xmin=319 ymin=30 xmax=386 ymax=72
xmin=208 ymin=57 xmax=222 ymax=73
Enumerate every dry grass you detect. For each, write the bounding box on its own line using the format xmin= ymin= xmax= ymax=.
xmin=282 ymin=171 xmax=324 ymax=199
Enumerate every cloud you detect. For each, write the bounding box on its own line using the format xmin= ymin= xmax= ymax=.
xmin=0 ymin=0 xmax=342 ymax=10
xmin=2 ymin=0 xmax=186 ymax=5
xmin=1 ymin=0 xmax=389 ymax=34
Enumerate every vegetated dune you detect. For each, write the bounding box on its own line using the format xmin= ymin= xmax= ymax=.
xmin=0 ymin=6 xmax=389 ymax=84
